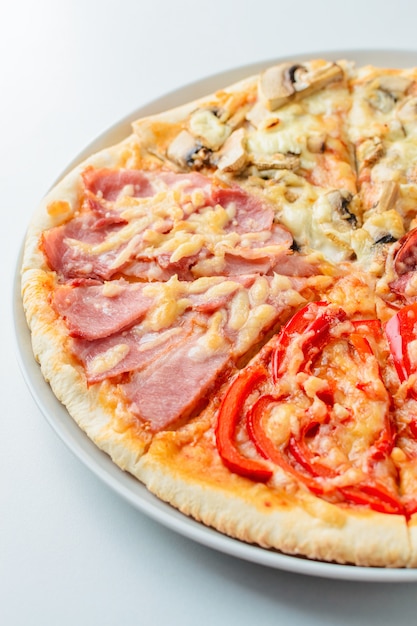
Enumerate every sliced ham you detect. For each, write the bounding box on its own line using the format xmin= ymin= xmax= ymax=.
xmin=56 ymin=274 xmax=247 ymax=344
xmin=82 ymin=167 xmax=155 ymax=201
xmin=122 ymin=259 xmax=176 ymax=282
xmin=42 ymin=214 xmax=131 ymax=281
xmin=73 ymin=325 xmax=189 ymax=383
xmin=389 ymin=273 xmax=417 ymax=302
xmin=269 ymin=223 xmax=294 ymax=247
xmin=159 ymin=171 xmax=214 ymax=197
xmin=157 ymin=251 xmax=201 ymax=281
xmin=221 ymin=253 xmax=273 ymax=276
xmin=84 ymin=196 xmax=128 ymax=227
xmin=212 ymin=185 xmax=274 ymax=233
xmin=43 ymin=166 xmax=298 ymax=283
xmin=121 ymin=330 xmax=231 ymax=431
xmin=53 ymin=279 xmax=154 ymax=340
xmin=271 ymin=253 xmax=319 ymax=277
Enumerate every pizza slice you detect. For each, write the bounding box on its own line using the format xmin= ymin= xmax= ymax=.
xmin=133 ymin=58 xmax=361 ymax=270
xmin=22 ymin=138 xmax=330 ymax=469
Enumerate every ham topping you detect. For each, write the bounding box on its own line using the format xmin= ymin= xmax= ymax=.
xmin=73 ymin=325 xmax=189 ymax=383
xmin=64 ymin=273 xmax=307 ymax=380
xmin=41 ymin=214 xmax=130 ymax=281
xmin=53 ymin=279 xmax=154 ymax=340
xmin=42 ymin=166 xmax=297 ymax=282
xmin=59 ymin=272 xmax=312 ymax=429
xmin=42 ymin=166 xmax=322 ymax=432
xmin=121 ymin=330 xmax=231 ymax=431
xmin=212 ymin=185 xmax=274 ymax=233
xmin=82 ymin=167 xmax=155 ymax=201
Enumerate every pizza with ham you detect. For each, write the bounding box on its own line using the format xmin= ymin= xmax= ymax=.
xmin=21 ymin=58 xmax=417 ymax=567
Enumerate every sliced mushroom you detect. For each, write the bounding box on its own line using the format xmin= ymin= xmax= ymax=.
xmin=251 ymin=153 xmax=301 ymax=171
xmin=217 ymin=128 xmax=248 ymax=173
xmin=166 ymin=129 xmax=213 ymax=170
xmin=356 ymin=137 xmax=384 ymax=168
xmin=296 ymin=63 xmax=344 ymax=99
xmin=245 ymin=100 xmax=281 ymax=130
xmin=365 ymin=74 xmax=412 ymax=115
xmin=375 ymin=74 xmax=412 ymax=98
xmin=363 ymin=209 xmax=404 ymax=246
xmin=326 ymin=190 xmax=357 ymax=227
xmin=375 ymin=181 xmax=399 ymax=213
xmin=367 ymin=89 xmax=396 ymax=113
xmin=397 ymin=96 xmax=417 ymax=124
xmin=375 ymin=234 xmax=398 ymax=245
xmin=167 ymin=130 xmax=200 ymax=168
xmin=259 ymin=63 xmax=298 ymax=110
xmin=306 ymin=133 xmax=327 ymax=154
xmin=259 ymin=61 xmax=344 ymax=111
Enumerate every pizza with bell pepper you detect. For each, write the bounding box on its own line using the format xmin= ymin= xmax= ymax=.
xmin=21 ymin=58 xmax=417 ymax=567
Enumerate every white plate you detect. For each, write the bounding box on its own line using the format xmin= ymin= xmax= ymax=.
xmin=14 ymin=49 xmax=417 ymax=583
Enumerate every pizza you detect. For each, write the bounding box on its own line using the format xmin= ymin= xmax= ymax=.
xmin=21 ymin=57 xmax=417 ymax=568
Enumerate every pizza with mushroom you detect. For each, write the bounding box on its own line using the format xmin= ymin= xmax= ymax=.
xmin=21 ymin=58 xmax=417 ymax=567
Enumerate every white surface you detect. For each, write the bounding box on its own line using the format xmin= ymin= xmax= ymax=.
xmin=3 ymin=1 xmax=417 ymax=624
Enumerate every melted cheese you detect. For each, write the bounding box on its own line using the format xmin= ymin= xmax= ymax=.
xmin=233 ymin=304 xmax=276 ymax=355
xmin=188 ymin=109 xmax=231 ymax=150
xmin=89 ymin=344 xmax=130 ymax=375
xmin=188 ymin=311 xmax=229 ymax=360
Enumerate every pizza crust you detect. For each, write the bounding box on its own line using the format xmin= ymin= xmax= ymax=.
xmin=136 ymin=417 xmax=410 ymax=567
xmin=22 ymin=266 xmax=152 ymax=465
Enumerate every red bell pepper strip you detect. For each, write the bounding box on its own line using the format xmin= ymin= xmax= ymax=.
xmin=349 ymin=332 xmax=373 ymax=359
xmin=215 ymin=367 xmax=272 ymax=483
xmin=385 ymin=303 xmax=417 ymax=384
xmin=272 ymin=302 xmax=347 ymax=381
xmin=409 ymin=420 xmax=417 ymax=439
xmin=247 ymin=396 xmax=325 ymax=493
xmin=288 ymin=429 xmax=335 ymax=481
xmin=248 ymin=397 xmax=402 ymax=513
xmin=340 ymin=483 xmax=404 ymax=516
xmin=264 ymin=304 xmax=400 ymax=513
xmin=404 ymin=497 xmax=417 ymax=518
xmin=351 ymin=318 xmax=383 ymax=339
xmin=393 ymin=227 xmax=417 ymax=276
xmin=217 ymin=300 xmax=404 ymax=514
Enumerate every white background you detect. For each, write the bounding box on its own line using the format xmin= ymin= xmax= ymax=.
xmin=3 ymin=1 xmax=417 ymax=624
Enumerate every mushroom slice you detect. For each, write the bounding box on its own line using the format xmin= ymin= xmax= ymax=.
xmin=326 ymin=190 xmax=357 ymax=227
xmin=259 ymin=61 xmax=344 ymax=111
xmin=365 ymin=74 xmax=411 ymax=113
xmin=306 ymin=133 xmax=327 ymax=154
xmin=375 ymin=181 xmax=399 ymax=213
xmin=356 ymin=137 xmax=384 ymax=168
xmin=367 ymin=89 xmax=396 ymax=113
xmin=217 ymin=128 xmax=248 ymax=173
xmin=167 ymin=130 xmax=200 ymax=168
xmin=251 ymin=153 xmax=300 ymax=171
xmin=397 ymin=96 xmax=417 ymax=124
xmin=259 ymin=63 xmax=298 ymax=110
xmin=296 ymin=63 xmax=344 ymax=100
xmin=375 ymin=74 xmax=413 ymax=98
xmin=363 ymin=209 xmax=404 ymax=245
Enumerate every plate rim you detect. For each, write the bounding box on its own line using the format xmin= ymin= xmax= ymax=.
xmin=14 ymin=48 xmax=417 ymax=583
